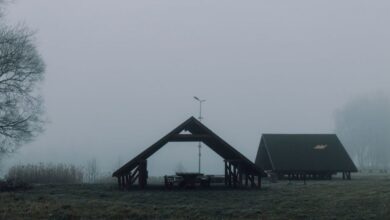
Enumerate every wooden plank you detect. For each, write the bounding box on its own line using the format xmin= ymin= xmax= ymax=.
xmin=131 ymin=174 xmax=139 ymax=184
xmin=169 ymin=134 xmax=212 ymax=142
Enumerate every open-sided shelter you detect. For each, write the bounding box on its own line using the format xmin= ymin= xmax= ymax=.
xmin=255 ymin=134 xmax=357 ymax=180
xmin=113 ymin=117 xmax=265 ymax=189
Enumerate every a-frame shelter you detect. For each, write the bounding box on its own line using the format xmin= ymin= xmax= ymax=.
xmin=113 ymin=117 xmax=265 ymax=189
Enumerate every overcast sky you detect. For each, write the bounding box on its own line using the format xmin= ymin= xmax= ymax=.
xmin=2 ymin=0 xmax=389 ymax=176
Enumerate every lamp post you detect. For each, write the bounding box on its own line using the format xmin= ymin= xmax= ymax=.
xmin=194 ymin=96 xmax=205 ymax=173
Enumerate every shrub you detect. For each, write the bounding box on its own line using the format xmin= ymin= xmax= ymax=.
xmin=0 ymin=178 xmax=32 ymax=192
xmin=6 ymin=163 xmax=83 ymax=184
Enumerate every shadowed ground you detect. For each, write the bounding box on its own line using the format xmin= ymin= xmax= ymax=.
xmin=0 ymin=174 xmax=389 ymax=219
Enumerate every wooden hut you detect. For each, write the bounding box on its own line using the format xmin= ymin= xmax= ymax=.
xmin=255 ymin=134 xmax=358 ymax=180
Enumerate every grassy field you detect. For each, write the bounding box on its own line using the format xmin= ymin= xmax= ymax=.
xmin=1 ymin=174 xmax=390 ymax=219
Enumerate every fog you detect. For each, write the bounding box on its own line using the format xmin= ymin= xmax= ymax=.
xmin=2 ymin=0 xmax=389 ymax=176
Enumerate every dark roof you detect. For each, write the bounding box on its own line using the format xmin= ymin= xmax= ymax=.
xmin=255 ymin=134 xmax=358 ymax=172
xmin=113 ymin=117 xmax=264 ymax=177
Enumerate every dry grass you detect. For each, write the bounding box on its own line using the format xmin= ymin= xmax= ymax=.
xmin=0 ymin=174 xmax=389 ymax=219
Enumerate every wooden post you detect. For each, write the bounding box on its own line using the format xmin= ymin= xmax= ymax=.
xmin=125 ymin=175 xmax=130 ymax=189
xmin=117 ymin=176 xmax=121 ymax=189
xmin=239 ymin=170 xmax=243 ymax=187
xmin=139 ymin=160 xmax=148 ymax=188
xmin=233 ymin=165 xmax=237 ymax=188
xmin=128 ymin=171 xmax=133 ymax=187
xmin=245 ymin=173 xmax=249 ymax=187
xmin=228 ymin=162 xmax=232 ymax=187
xmin=258 ymin=175 xmax=261 ymax=189
xmin=121 ymin=176 xmax=126 ymax=190
xmin=249 ymin=174 xmax=255 ymax=188
xmin=224 ymin=160 xmax=228 ymax=186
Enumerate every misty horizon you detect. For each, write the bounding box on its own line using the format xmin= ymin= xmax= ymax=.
xmin=1 ymin=0 xmax=389 ymax=176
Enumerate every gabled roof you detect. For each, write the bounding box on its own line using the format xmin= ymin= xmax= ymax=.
xmin=255 ymin=134 xmax=358 ymax=172
xmin=113 ymin=117 xmax=264 ymax=177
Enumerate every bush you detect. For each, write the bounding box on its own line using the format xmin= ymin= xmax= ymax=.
xmin=0 ymin=178 xmax=32 ymax=192
xmin=6 ymin=163 xmax=83 ymax=184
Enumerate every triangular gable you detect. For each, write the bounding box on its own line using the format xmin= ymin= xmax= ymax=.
xmin=255 ymin=138 xmax=274 ymax=171
xmin=113 ymin=117 xmax=264 ymax=177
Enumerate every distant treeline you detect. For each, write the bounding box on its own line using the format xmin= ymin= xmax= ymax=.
xmin=7 ymin=163 xmax=83 ymax=184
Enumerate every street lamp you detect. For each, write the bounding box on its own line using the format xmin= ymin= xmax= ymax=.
xmin=193 ymin=96 xmax=206 ymax=173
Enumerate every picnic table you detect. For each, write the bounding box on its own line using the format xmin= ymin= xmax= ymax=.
xmin=164 ymin=172 xmax=211 ymax=189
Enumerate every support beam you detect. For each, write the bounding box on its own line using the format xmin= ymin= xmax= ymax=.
xmin=139 ymin=160 xmax=148 ymax=188
xmin=169 ymin=134 xmax=212 ymax=142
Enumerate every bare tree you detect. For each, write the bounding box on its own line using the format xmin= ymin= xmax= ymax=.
xmin=86 ymin=158 xmax=99 ymax=183
xmin=335 ymin=93 xmax=390 ymax=170
xmin=0 ymin=10 xmax=45 ymax=156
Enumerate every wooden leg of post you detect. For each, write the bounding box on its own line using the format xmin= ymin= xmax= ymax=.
xmin=258 ymin=175 xmax=261 ymax=189
xmin=239 ymin=171 xmax=243 ymax=188
xmin=245 ymin=174 xmax=248 ymax=187
xmin=129 ymin=171 xmax=133 ymax=187
xmin=238 ymin=163 xmax=243 ymax=188
xmin=125 ymin=175 xmax=129 ymax=189
xmin=233 ymin=166 xmax=237 ymax=188
xmin=228 ymin=162 xmax=232 ymax=187
xmin=117 ymin=177 xmax=121 ymax=189
xmin=121 ymin=176 xmax=126 ymax=190
xmin=224 ymin=160 xmax=228 ymax=186
xmin=139 ymin=160 xmax=148 ymax=188
xmin=250 ymin=175 xmax=255 ymax=188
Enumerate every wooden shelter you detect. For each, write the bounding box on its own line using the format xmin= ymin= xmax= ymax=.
xmin=255 ymin=134 xmax=358 ymax=180
xmin=112 ymin=117 xmax=265 ymax=189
